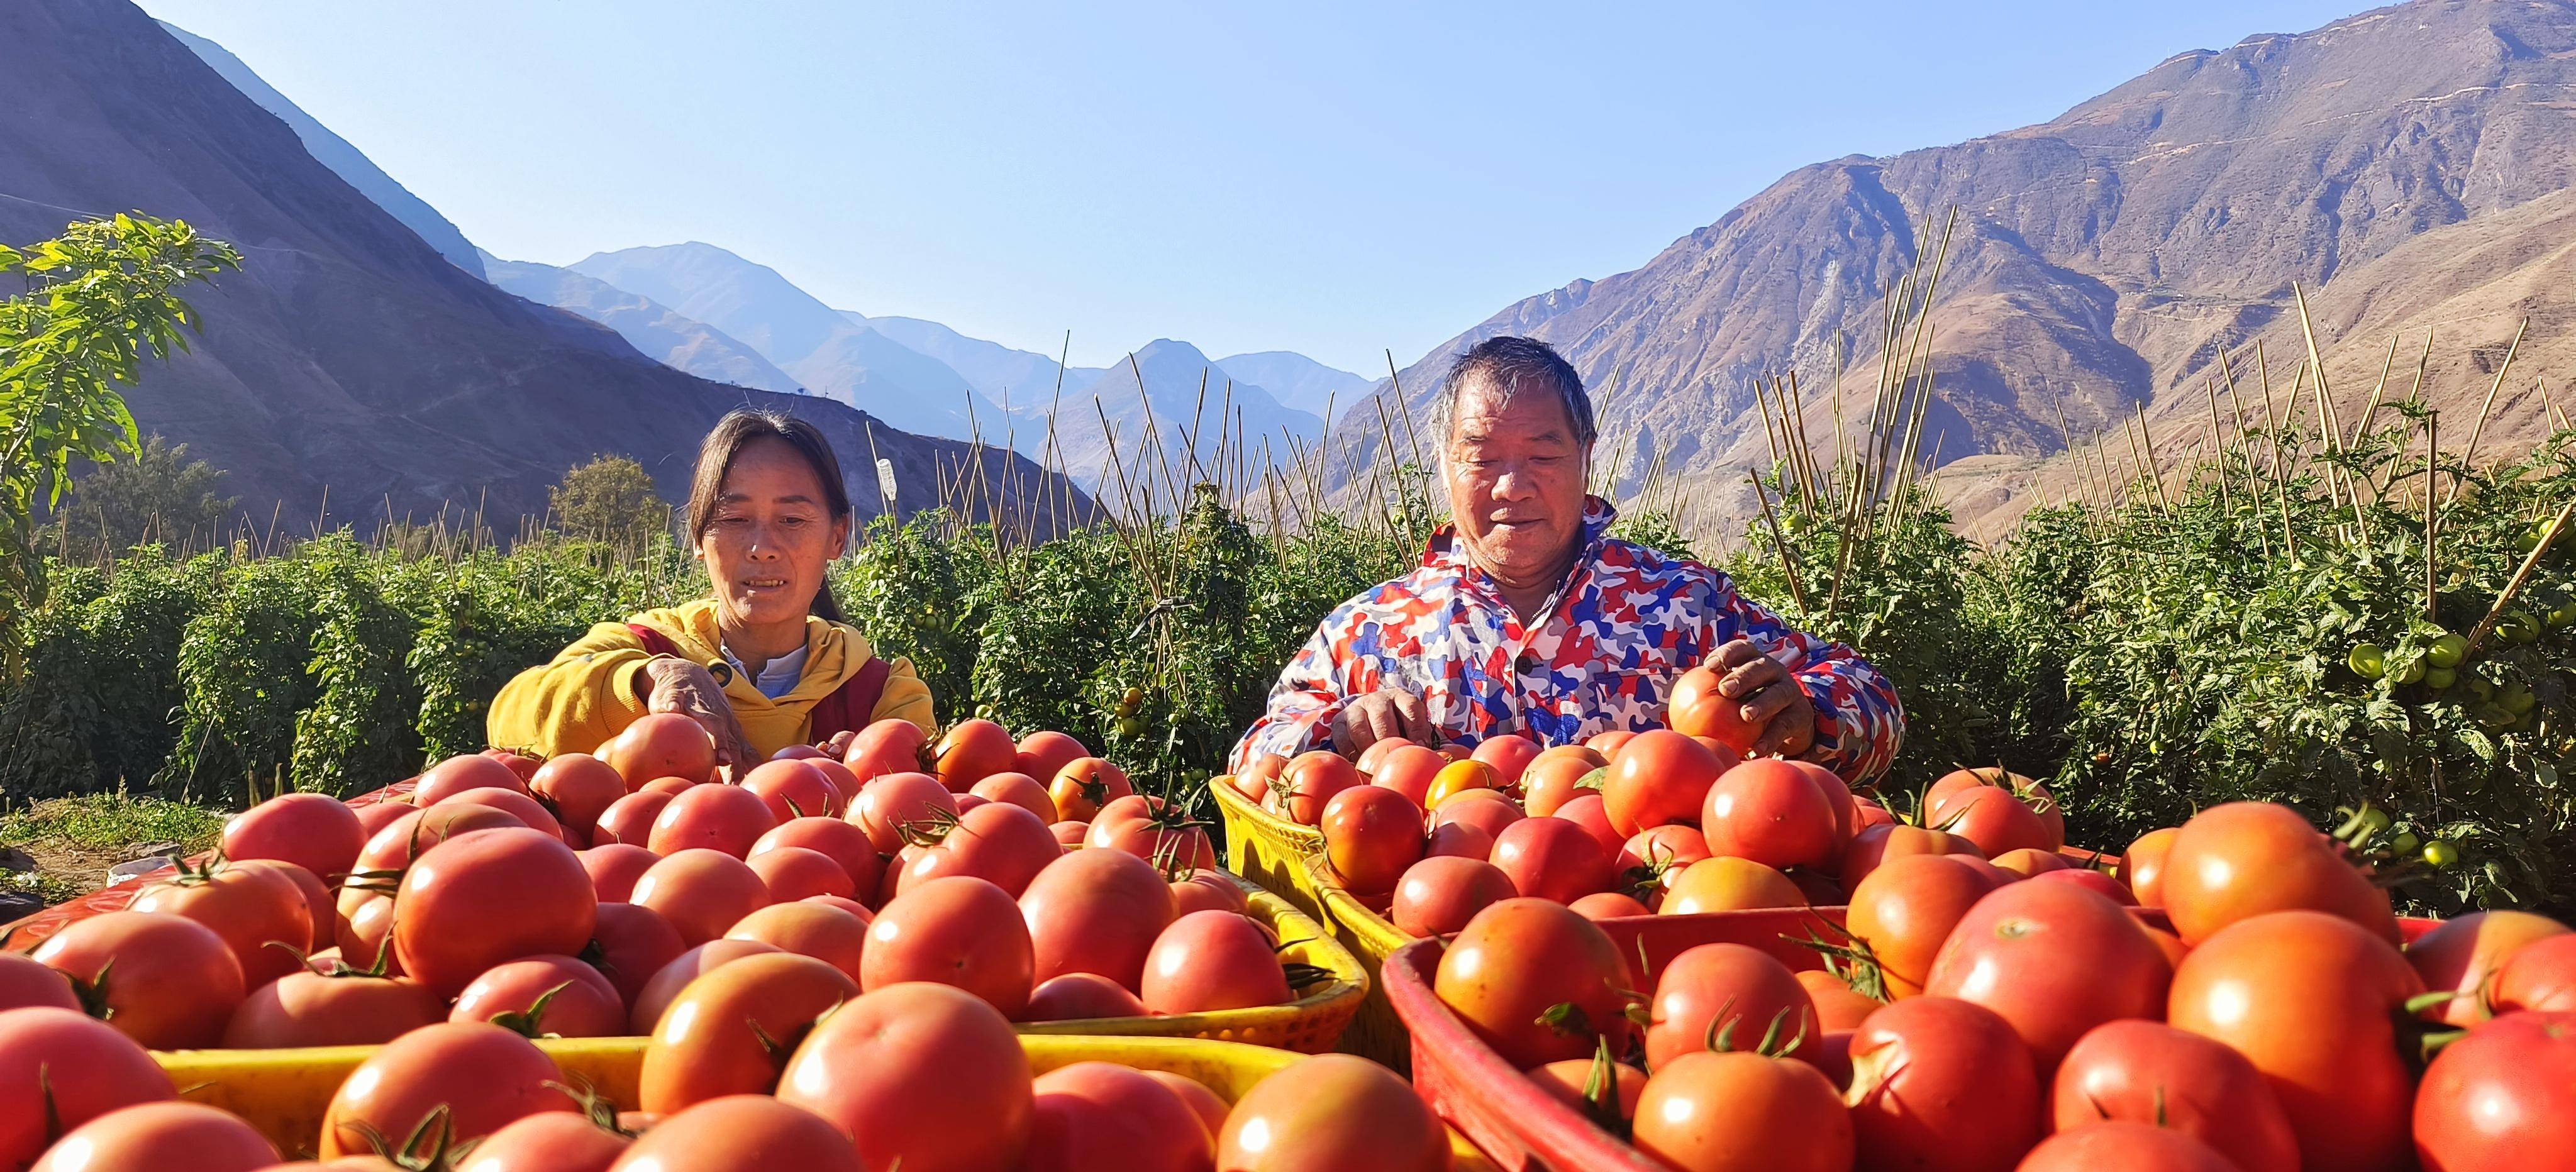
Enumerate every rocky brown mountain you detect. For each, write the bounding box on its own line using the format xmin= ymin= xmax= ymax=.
xmin=1 ymin=0 xmax=1075 ymax=535
xmin=1336 ymin=0 xmax=2576 ymax=538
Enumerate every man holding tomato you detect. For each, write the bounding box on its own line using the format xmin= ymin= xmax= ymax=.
xmin=1231 ymin=336 xmax=1903 ymax=782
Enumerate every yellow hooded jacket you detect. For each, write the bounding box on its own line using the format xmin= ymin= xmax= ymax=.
xmin=486 ymin=597 xmax=933 ymax=760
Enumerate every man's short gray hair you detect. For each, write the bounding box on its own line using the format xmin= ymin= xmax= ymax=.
xmin=1438 ymin=336 xmax=1597 ymax=450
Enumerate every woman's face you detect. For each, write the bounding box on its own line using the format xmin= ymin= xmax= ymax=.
xmin=696 ymin=436 xmax=850 ymax=633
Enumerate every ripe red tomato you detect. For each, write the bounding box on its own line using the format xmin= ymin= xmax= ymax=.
xmin=2406 ymin=910 xmax=2570 ymax=1026
xmin=1470 ymin=734 xmax=1543 ymax=788
xmin=33 ymin=910 xmax=243 ymax=1049
xmin=2491 ymin=932 xmax=2576 ymax=1013
xmin=225 ymin=966 xmax=442 ymax=1048
xmin=1431 ymin=788 xmax=1524 ymax=839
xmin=223 ymin=792 xmax=365 ymax=882
xmin=336 ymin=890 xmax=401 ymax=974
xmin=1021 ymin=847 xmax=1176 ymax=990
xmin=970 ymin=771 xmax=1060 ymax=824
xmin=592 ymin=791 xmax=674 ymax=848
xmin=580 ymin=843 xmax=661 ymax=903
xmin=1323 ymin=784 xmax=1428 ymax=896
xmin=1699 ymin=758 xmax=1843 ymax=870
xmin=1489 ymin=815 xmax=1615 ymax=904
xmin=1923 ymin=880 xmax=2172 ymax=1072
xmin=1170 ymin=869 xmax=1249 ymax=916
xmin=0 ymin=954 xmax=76 ymax=1014
xmin=1924 ymin=784 xmax=2056 ymax=856
xmin=640 ymin=775 xmax=698 ymax=797
xmin=747 ymin=846 xmax=855 ymax=902
xmin=585 ymin=901 xmax=687 ymax=1009
xmin=1215 ymin=1053 xmax=1449 ymax=1172
xmin=1046 ymin=759 xmax=1133 ymax=824
xmin=2158 ymin=802 xmax=2399 ymax=946
xmin=739 ymin=758 xmax=844 ymax=822
xmin=416 ymin=753 xmax=531 ymax=804
xmin=1838 ymin=822 xmax=1981 ymax=891
xmin=1025 ymin=1062 xmax=1212 ymax=1172
xmin=639 ymin=953 xmax=860 ymax=1112
xmin=627 ymin=939 xmax=780 ymax=1035
xmin=1796 ymin=970 xmax=1880 ymax=1031
xmin=1845 ymin=852 xmax=1997 ymax=997
xmin=1369 ymin=744 xmax=1448 ymax=809
xmin=1617 ymin=824 xmax=1711 ymax=892
xmin=2414 ymin=1010 xmax=2576 ymax=1171
xmin=1433 ymin=898 xmax=1635 ymax=1068
xmin=1277 ymin=751 xmax=1364 ymax=824
xmin=862 ymin=875 xmax=1034 ymax=1016
xmin=1659 ymin=857 xmax=1805 ymax=915
xmin=933 ymin=719 xmax=1018 ymax=791
xmin=1668 ymin=664 xmax=1763 ymax=756
xmin=394 ymin=827 xmax=597 ymax=996
xmin=901 ymin=801 xmax=1064 ymax=900
xmin=2118 ymin=826 xmax=2180 ymax=906
xmin=724 ymin=901 xmax=869 ymax=985
xmin=2052 ymin=1019 xmax=2298 ymax=1172
xmin=608 ymin=1095 xmax=861 ymax=1172
xmin=1138 ymin=1070 xmax=1227 ymax=1150
xmin=458 ymin=1110 xmax=631 ymax=1172
xmin=2029 ymin=867 xmax=2136 ymax=905
xmin=1087 ymin=810 xmax=1218 ymax=875
xmin=1586 ymin=729 xmax=1638 ymax=756
xmin=27 ymin=1100 xmax=278 ymax=1172
xmin=646 ymin=783 xmax=777 ymax=858
xmin=127 ymin=857 xmax=312 ymax=989
xmin=1645 ymin=943 xmax=1818 ymax=1068
xmin=1391 ymin=854 xmax=1520 ymax=935
xmin=1140 ymin=910 xmax=1292 ymax=1014
xmin=775 ymin=983 xmax=1034 ymax=1172
xmin=1601 ymin=729 xmax=1725 ymax=837
xmin=2018 ymin=1122 xmax=2238 ymax=1172
xmin=631 ymin=848 xmax=773 ymax=946
xmin=1026 ymin=972 xmax=1150 ymax=1021
xmin=319 ymin=1022 xmax=577 ymax=1158
xmin=1631 ymin=1050 xmax=1852 ymax=1172
xmin=850 ymin=771 xmax=959 ymax=854
xmin=751 ymin=816 xmax=885 ymax=898
xmin=1549 ymin=794 xmax=1624 ymax=859
xmin=435 ymin=787 xmax=566 ymax=842
xmin=237 ymin=858 xmax=335 ymax=951
xmin=1846 ymin=995 xmax=2042 ymax=1171
xmin=2167 ymin=910 xmax=2423 ymax=1171
xmin=1520 ymin=747 xmax=1605 ymax=817
xmin=0 ymin=1007 xmax=174 ymax=1170
xmin=1012 ymin=731 xmax=1090 ymax=788
xmin=843 ymin=717 xmax=932 ymax=782
xmin=1928 ymin=767 xmax=2064 ymax=850
xmin=1355 ymin=736 xmax=1416 ymax=777
xmin=450 ymin=954 xmax=626 ymax=1037
xmin=1571 ymin=890 xmax=1653 ymax=919
xmin=1423 ymin=819 xmax=1496 ymax=861
xmin=1989 ymin=846 xmax=2068 ymax=877
xmin=606 ymin=712 xmax=718 ymax=788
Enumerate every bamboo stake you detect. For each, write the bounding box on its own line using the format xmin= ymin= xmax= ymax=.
xmin=2455 ymin=319 xmax=2526 ymax=494
xmin=2542 ymin=378 xmax=2571 ymax=435
xmin=2426 ymin=411 xmax=2441 ymax=621
xmin=1750 ymin=472 xmax=1810 ymax=613
xmin=2348 ymin=333 xmax=2401 ymax=448
xmin=2465 ymin=497 xmax=2576 ymax=656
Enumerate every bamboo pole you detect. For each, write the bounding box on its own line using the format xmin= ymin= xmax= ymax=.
xmin=2455 ymin=319 xmax=2527 ymax=494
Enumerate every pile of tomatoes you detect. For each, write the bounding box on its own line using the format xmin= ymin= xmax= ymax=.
xmin=0 ymin=992 xmax=1453 ymax=1169
xmin=1 ymin=713 xmax=1311 ymax=1062
xmin=1411 ymin=793 xmax=2576 ymax=1171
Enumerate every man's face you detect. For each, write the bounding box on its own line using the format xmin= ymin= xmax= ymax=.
xmin=1443 ymin=373 xmax=1592 ymax=591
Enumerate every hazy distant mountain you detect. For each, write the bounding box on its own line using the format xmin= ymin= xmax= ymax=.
xmin=482 ymin=253 xmax=802 ymax=394
xmin=1214 ymin=351 xmax=1373 ymax=419
xmin=565 ymin=243 xmax=1011 ymax=446
xmin=1342 ymin=0 xmax=2576 ymax=534
xmin=3 ymin=0 xmax=1074 ymax=533
xmin=158 ymin=20 xmax=484 ymax=279
xmin=1053 ymin=338 xmax=1323 ymax=494
xmin=857 ymin=314 xmax=1107 ymax=407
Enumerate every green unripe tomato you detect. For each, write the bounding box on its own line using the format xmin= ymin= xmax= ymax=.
xmin=2358 ymin=807 xmax=2393 ymax=836
xmin=2346 ymin=643 xmax=2387 ymax=680
xmin=2395 ymin=658 xmax=2426 ymax=685
xmin=2391 ymin=830 xmax=2423 ymax=856
xmin=2424 ymin=666 xmax=2457 ymax=690
xmin=2423 ymin=839 xmax=2460 ymax=868
xmin=1115 ymin=715 xmax=1145 ymax=738
xmin=2428 ymin=633 xmax=2470 ymax=668
xmin=2550 ymin=602 xmax=2576 ymax=629
xmin=2504 ymin=685 xmax=2538 ymax=716
xmin=2503 ymin=611 xmax=2543 ymax=644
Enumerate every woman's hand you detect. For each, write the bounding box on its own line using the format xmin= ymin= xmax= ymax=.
xmin=640 ymin=658 xmax=755 ymax=768
xmin=819 ymin=728 xmax=859 ymax=760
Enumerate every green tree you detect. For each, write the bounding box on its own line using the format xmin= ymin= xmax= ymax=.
xmin=549 ymin=455 xmax=672 ymax=555
xmin=0 ymin=214 xmax=238 ymax=681
xmin=50 ymin=434 xmax=238 ymax=560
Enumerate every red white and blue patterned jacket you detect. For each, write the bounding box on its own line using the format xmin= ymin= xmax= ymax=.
xmin=1230 ymin=497 xmax=1904 ymax=782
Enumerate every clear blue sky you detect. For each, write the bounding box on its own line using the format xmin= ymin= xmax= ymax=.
xmin=138 ymin=0 xmax=2367 ymax=374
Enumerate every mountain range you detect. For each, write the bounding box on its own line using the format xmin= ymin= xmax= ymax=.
xmin=3 ymin=0 xmax=1074 ymax=534
xmin=1335 ymin=0 xmax=2576 ymax=536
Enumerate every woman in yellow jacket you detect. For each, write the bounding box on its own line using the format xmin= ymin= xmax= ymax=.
xmin=489 ymin=409 xmax=933 ymax=766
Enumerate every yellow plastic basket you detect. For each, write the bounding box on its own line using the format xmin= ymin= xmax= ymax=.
xmin=1016 ymin=870 xmax=1367 ymax=1053
xmin=1209 ymin=776 xmax=1330 ymax=923
xmin=157 ymin=1034 xmax=1498 ymax=1169
xmin=1319 ymin=883 xmax=1422 ymax=1074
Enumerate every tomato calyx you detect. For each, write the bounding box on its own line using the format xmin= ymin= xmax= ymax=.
xmin=60 ymin=958 xmax=116 ymax=1022
xmin=1577 ymin=1036 xmax=1633 ymax=1139
xmin=347 ymin=1102 xmax=462 ymax=1172
xmin=896 ymin=805 xmax=965 ymax=849
xmin=2404 ymin=991 xmax=2473 ymax=1071
xmin=1574 ymin=767 xmax=1608 ymax=792
xmin=1280 ymin=961 xmax=1335 ymax=992
xmin=1794 ymin=926 xmax=1893 ymax=1003
xmin=1699 ymin=995 xmax=1807 ymax=1059
xmin=544 ymin=1077 xmax=640 ymax=1140
xmin=1537 ymin=1000 xmax=1598 ymax=1039
xmin=486 ymin=980 xmax=576 ymax=1039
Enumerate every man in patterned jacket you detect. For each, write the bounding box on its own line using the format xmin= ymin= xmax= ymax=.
xmin=1230 ymin=336 xmax=1904 ymax=783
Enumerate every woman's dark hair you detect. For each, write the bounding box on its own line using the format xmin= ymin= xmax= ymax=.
xmin=685 ymin=408 xmax=854 ymax=622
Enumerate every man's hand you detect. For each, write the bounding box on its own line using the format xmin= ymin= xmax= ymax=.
xmin=640 ymin=657 xmax=756 ymax=768
xmin=1331 ymin=689 xmax=1435 ymax=758
xmin=1711 ymin=638 xmax=1819 ymax=756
